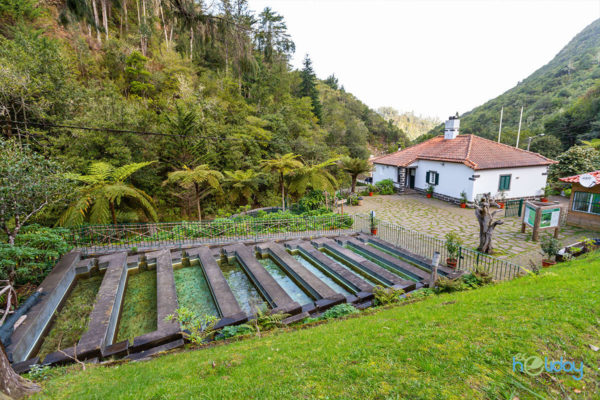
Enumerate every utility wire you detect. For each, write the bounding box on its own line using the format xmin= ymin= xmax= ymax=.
xmin=3 ymin=120 xmax=265 ymax=142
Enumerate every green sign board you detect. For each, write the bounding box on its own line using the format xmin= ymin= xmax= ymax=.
xmin=524 ymin=204 xmax=561 ymax=228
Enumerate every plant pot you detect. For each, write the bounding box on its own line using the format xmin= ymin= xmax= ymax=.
xmin=357 ymin=200 xmax=363 ymax=206
xmin=542 ymin=259 xmax=556 ymax=268
xmin=460 ymin=203 xmax=466 ymax=208
xmin=371 ymin=228 xmax=378 ymax=235
xmin=541 ymin=197 xmax=549 ymax=203
xmin=446 ymin=258 xmax=458 ymax=268
xmin=369 ymin=192 xmax=373 ymax=197
xmin=426 ymin=193 xmax=432 ymax=198
xmin=498 ymin=202 xmax=505 ymax=209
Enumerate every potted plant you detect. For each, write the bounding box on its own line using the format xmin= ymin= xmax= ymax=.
xmin=540 ymin=235 xmax=560 ymax=267
xmin=460 ymin=190 xmax=468 ymax=208
xmin=368 ymin=184 xmax=375 ymax=197
xmin=357 ymin=196 xmax=363 ymax=206
xmin=426 ymin=185 xmax=434 ymax=198
xmin=444 ymin=232 xmax=462 ymax=268
xmin=370 ymin=218 xmax=378 ymax=235
xmin=496 ymin=190 xmax=506 ymax=209
xmin=541 ymin=185 xmax=551 ymax=202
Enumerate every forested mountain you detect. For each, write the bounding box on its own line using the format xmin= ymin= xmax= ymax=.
xmin=424 ymin=18 xmax=600 ymax=151
xmin=377 ymin=107 xmax=439 ymax=140
xmin=0 ymin=0 xmax=405 ymax=221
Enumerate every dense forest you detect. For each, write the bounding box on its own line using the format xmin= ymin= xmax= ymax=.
xmin=0 ymin=0 xmax=407 ymax=223
xmin=377 ymin=107 xmax=439 ymax=141
xmin=423 ymin=18 xmax=600 ymax=157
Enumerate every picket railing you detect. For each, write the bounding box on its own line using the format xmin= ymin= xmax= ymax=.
xmin=353 ymin=215 xmax=524 ymax=280
xmin=69 ymin=213 xmax=524 ymax=280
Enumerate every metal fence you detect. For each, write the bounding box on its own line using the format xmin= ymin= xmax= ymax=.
xmin=69 ymin=214 xmax=355 ymax=254
xmin=354 ymin=215 xmax=524 ymax=280
xmin=504 ymin=199 xmax=524 ymax=218
xmin=70 ymin=213 xmax=524 ymax=280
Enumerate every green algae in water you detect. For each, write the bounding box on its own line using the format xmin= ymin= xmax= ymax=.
xmin=366 ymin=242 xmax=433 ymax=274
xmin=292 ymin=254 xmax=352 ymax=296
xmin=117 ymin=269 xmax=157 ymax=343
xmin=174 ymin=266 xmax=219 ymax=318
xmin=220 ymin=259 xmax=267 ymax=316
xmin=258 ymin=257 xmax=313 ymax=305
xmin=37 ymin=274 xmax=104 ymax=359
xmin=345 ymin=245 xmax=417 ymax=282
xmin=320 ymin=250 xmax=382 ymax=287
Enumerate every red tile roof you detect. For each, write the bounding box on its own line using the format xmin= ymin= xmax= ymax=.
xmin=371 ymin=135 xmax=556 ymax=170
xmin=559 ymin=170 xmax=600 ymax=184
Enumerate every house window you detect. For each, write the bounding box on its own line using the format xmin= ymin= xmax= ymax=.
xmin=426 ymin=171 xmax=439 ymax=186
xmin=498 ymin=175 xmax=511 ymax=191
xmin=572 ymin=191 xmax=600 ymax=215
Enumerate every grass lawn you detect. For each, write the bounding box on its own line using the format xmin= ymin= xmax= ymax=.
xmin=32 ymin=253 xmax=600 ymax=399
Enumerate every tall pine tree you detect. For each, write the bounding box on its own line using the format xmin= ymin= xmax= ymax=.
xmin=299 ymin=54 xmax=323 ymax=123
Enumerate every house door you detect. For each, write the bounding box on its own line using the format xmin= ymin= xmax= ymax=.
xmin=408 ymin=168 xmax=416 ymax=189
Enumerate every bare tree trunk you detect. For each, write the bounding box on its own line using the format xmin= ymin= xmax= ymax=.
xmin=351 ymin=175 xmax=357 ymax=193
xmin=280 ymin=172 xmax=285 ymax=211
xmin=190 ymin=27 xmax=194 ymax=60
xmin=474 ymin=193 xmax=504 ymax=254
xmin=91 ymin=0 xmax=101 ymax=42
xmin=0 ymin=343 xmax=40 ymax=399
xmin=194 ymin=183 xmax=202 ymax=222
xmin=159 ymin=1 xmax=168 ymax=47
xmin=123 ymin=0 xmax=128 ymax=33
xmin=101 ymin=0 xmax=109 ymax=41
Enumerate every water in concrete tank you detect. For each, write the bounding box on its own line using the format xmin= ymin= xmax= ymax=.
xmin=291 ymin=254 xmax=352 ymax=296
xmin=258 ymin=257 xmax=313 ymax=306
xmin=174 ymin=266 xmax=219 ymax=318
xmin=319 ymin=250 xmax=382 ymax=287
xmin=219 ymin=258 xmax=268 ymax=316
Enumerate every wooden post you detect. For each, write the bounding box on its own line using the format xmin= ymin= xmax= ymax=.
xmin=429 ymin=251 xmax=440 ymax=288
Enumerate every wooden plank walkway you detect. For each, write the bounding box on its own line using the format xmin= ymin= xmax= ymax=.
xmin=311 ymin=238 xmax=415 ymax=290
xmin=356 ymin=234 xmax=458 ymax=277
xmin=77 ymin=251 xmax=128 ymax=357
xmin=256 ymin=242 xmax=343 ymax=302
xmin=284 ymin=240 xmax=373 ymax=294
xmin=337 ymin=237 xmax=429 ymax=282
xmin=222 ymin=244 xmax=301 ymax=315
xmin=131 ymin=249 xmax=182 ymax=352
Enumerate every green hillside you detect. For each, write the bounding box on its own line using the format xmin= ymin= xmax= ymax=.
xmin=378 ymin=107 xmax=440 ymax=140
xmin=426 ymin=18 xmax=600 ymax=148
xmin=33 ymin=253 xmax=600 ymax=399
xmin=0 ymin=0 xmax=405 ymax=222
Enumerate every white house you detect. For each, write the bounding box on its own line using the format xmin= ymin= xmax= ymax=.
xmin=371 ymin=116 xmax=556 ymax=203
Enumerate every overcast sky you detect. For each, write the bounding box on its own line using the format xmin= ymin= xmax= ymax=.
xmin=246 ymin=0 xmax=600 ymax=120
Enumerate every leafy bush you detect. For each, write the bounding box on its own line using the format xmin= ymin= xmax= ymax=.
xmin=167 ymin=307 xmax=218 ymax=345
xmin=0 ymin=225 xmax=71 ymax=285
xmin=320 ymin=303 xmax=359 ymax=319
xmin=251 ymin=308 xmax=290 ymax=334
xmin=462 ymin=268 xmax=493 ymax=289
xmin=373 ymin=285 xmax=405 ymax=306
xmin=220 ymin=324 xmax=255 ymax=339
xmin=444 ymin=232 xmax=462 ymax=260
xmin=540 ymin=235 xmax=561 ymax=260
xmin=375 ymin=179 xmax=394 ymax=195
xmin=297 ymin=190 xmax=327 ymax=212
xmin=435 ymin=277 xmax=467 ymax=293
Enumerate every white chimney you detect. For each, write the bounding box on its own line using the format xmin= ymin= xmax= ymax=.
xmin=444 ymin=113 xmax=460 ymax=140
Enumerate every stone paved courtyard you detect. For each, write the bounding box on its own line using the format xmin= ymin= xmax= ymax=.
xmin=343 ymin=194 xmax=599 ymax=266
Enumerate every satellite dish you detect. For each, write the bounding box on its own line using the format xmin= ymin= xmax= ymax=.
xmin=579 ymin=173 xmax=597 ymax=188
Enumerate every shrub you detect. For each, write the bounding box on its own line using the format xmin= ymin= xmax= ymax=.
xmin=297 ymin=190 xmax=326 ymax=212
xmin=435 ymin=277 xmax=467 ymax=293
xmin=460 ymin=190 xmax=468 ymax=204
xmin=320 ymin=303 xmax=359 ymax=319
xmin=166 ymin=307 xmax=218 ymax=345
xmin=220 ymin=324 xmax=254 ymax=339
xmin=444 ymin=232 xmax=462 ymax=260
xmin=375 ymin=179 xmax=395 ymax=195
xmin=462 ymin=268 xmax=493 ymax=289
xmin=373 ymin=285 xmax=404 ymax=306
xmin=252 ymin=308 xmax=290 ymax=333
xmin=540 ymin=235 xmax=561 ymax=260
